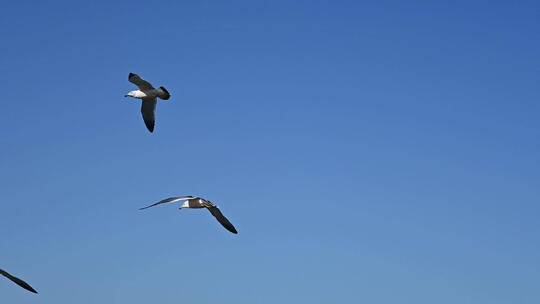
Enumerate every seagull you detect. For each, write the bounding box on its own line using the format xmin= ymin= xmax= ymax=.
xmin=125 ymin=73 xmax=171 ymax=133
xmin=139 ymin=196 xmax=238 ymax=234
xmin=0 ymin=268 xmax=38 ymax=294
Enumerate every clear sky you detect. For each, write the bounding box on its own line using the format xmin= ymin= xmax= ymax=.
xmin=1 ymin=1 xmax=539 ymax=303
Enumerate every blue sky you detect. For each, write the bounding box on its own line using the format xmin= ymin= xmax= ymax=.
xmin=1 ymin=1 xmax=539 ymax=303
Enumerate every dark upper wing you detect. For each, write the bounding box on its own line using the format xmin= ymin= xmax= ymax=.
xmin=141 ymin=99 xmax=157 ymax=133
xmin=128 ymin=73 xmax=154 ymax=90
xmin=207 ymin=206 xmax=238 ymax=234
xmin=0 ymin=269 xmax=38 ymax=294
xmin=139 ymin=196 xmax=193 ymax=210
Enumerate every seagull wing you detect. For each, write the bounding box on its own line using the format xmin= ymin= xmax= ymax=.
xmin=128 ymin=73 xmax=155 ymax=90
xmin=139 ymin=196 xmax=193 ymax=210
xmin=0 ymin=269 xmax=38 ymax=294
xmin=141 ymin=98 xmax=157 ymax=133
xmin=207 ymin=206 xmax=238 ymax=234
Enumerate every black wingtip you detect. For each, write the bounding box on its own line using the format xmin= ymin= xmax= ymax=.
xmin=129 ymin=72 xmax=135 ymax=78
xmin=144 ymin=123 xmax=154 ymax=133
xmin=159 ymin=86 xmax=171 ymax=100
xmin=226 ymin=225 xmax=238 ymax=234
xmin=16 ymin=281 xmax=38 ymax=294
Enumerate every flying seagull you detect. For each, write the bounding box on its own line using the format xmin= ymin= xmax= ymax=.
xmin=139 ymin=196 xmax=238 ymax=234
xmin=125 ymin=73 xmax=171 ymax=133
xmin=0 ymin=268 xmax=38 ymax=294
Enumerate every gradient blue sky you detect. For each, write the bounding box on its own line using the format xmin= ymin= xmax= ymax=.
xmin=1 ymin=1 xmax=539 ymax=303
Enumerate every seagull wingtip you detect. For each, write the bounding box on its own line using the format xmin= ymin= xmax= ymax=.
xmin=23 ymin=285 xmax=38 ymax=294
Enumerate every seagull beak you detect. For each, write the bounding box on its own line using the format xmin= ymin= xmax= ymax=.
xmin=124 ymin=95 xmax=129 ymax=97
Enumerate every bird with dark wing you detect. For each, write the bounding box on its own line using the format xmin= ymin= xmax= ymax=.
xmin=139 ymin=196 xmax=238 ymax=234
xmin=125 ymin=73 xmax=171 ymax=133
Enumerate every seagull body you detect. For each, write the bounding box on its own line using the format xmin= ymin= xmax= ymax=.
xmin=0 ymin=268 xmax=38 ymax=294
xmin=139 ymin=196 xmax=238 ymax=234
xmin=125 ymin=73 xmax=171 ymax=133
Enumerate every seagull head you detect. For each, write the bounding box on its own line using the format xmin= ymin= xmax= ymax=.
xmin=125 ymin=90 xmax=144 ymax=98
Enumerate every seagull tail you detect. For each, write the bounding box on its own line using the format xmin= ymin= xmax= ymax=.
xmin=159 ymin=86 xmax=171 ymax=100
